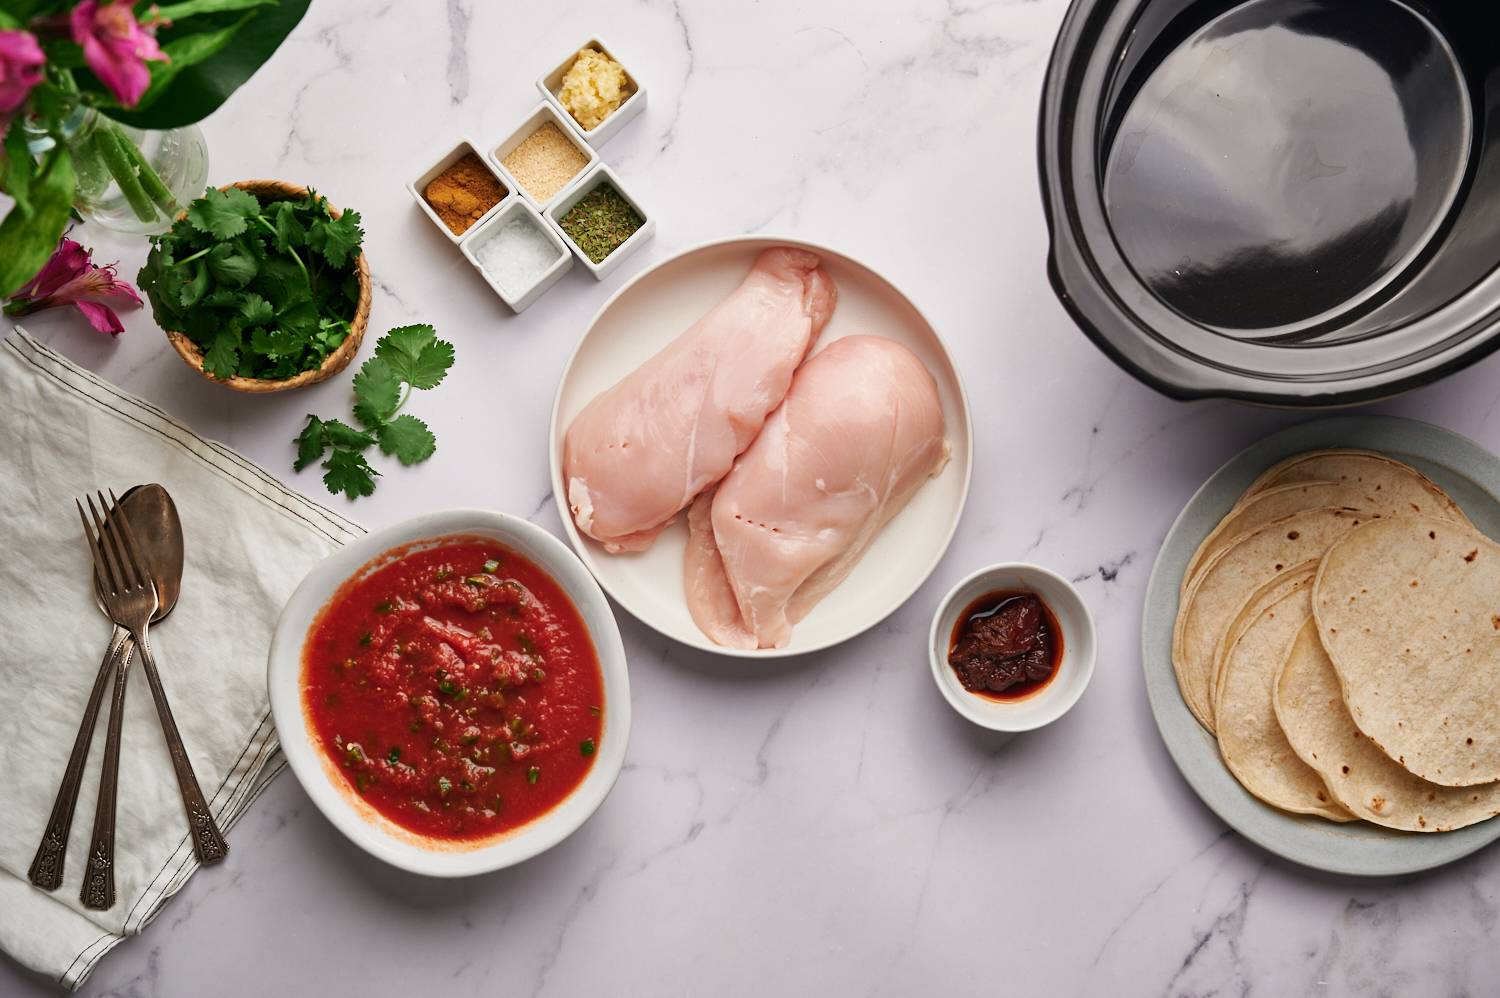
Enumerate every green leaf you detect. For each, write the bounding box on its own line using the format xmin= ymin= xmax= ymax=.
xmin=352 ymin=356 xmax=402 ymax=427
xmin=322 ymin=418 xmax=375 ymax=451
xmin=378 ymin=414 xmax=437 ymax=465
xmin=153 ymin=0 xmax=274 ymax=20
xmin=2 ymin=125 xmax=36 ymax=219
xmin=239 ymin=292 xmax=274 ymax=326
xmin=294 ymin=415 xmax=326 ymax=471
xmin=206 ymin=241 xmax=259 ymax=286
xmin=267 ymin=199 xmax=305 ymax=253
xmin=103 ymin=0 xmax=311 ymax=129
xmin=375 ymin=325 xmax=455 ymax=390
xmin=178 ymin=260 xmax=210 ymax=308
xmin=202 ymin=329 xmax=242 ymax=379
xmin=187 ymin=186 xmax=260 ymax=240
xmin=0 ymin=146 xmax=74 ymax=300
xmin=307 ymin=208 xmax=363 ymax=268
xmin=323 ymin=448 xmax=379 ymax=500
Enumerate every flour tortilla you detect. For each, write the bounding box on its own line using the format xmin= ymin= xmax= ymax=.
xmin=1275 ymin=621 xmax=1500 ymax=832
xmin=1313 ymin=516 xmax=1500 ymax=787
xmin=1237 ymin=449 xmax=1470 ymax=525
xmin=1182 ymin=482 xmax=1368 ymax=594
xmin=1174 ymin=507 xmax=1373 ymax=732
xmin=1210 ymin=562 xmax=1317 ymax=717
xmin=1216 ymin=590 xmax=1353 ymax=821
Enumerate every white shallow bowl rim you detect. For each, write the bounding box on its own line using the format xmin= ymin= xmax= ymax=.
xmin=928 ymin=563 xmax=1097 ymax=731
xmin=547 ymin=233 xmax=975 ymax=659
xmin=266 ymin=508 xmax=630 ymax=877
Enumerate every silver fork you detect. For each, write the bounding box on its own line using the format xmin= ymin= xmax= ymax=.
xmin=77 ymin=493 xmax=225 ymax=910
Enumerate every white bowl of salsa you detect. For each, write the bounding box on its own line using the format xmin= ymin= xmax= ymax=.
xmin=267 ymin=509 xmax=630 ymax=876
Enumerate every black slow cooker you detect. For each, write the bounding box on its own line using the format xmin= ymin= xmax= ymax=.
xmin=1040 ymin=0 xmax=1500 ymax=405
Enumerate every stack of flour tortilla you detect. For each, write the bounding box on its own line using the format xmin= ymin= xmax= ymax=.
xmin=1173 ymin=449 xmax=1500 ymax=833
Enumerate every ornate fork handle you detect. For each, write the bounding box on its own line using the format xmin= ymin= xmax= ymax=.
xmin=29 ymin=628 xmax=131 ymax=891
xmin=81 ymin=639 xmax=133 ymax=910
xmin=135 ymin=631 xmax=228 ymax=864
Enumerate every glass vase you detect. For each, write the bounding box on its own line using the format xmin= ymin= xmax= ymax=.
xmin=28 ymin=107 xmax=209 ymax=235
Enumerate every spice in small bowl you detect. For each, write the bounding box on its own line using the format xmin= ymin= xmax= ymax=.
xmin=425 ymin=152 xmax=507 ymax=235
xmin=559 ymin=47 xmax=633 ymax=131
xmin=546 ymin=164 xmax=653 ymax=281
xmin=460 ymin=200 xmax=572 ymax=313
xmin=408 ymin=140 xmax=511 ymax=243
xmin=558 ymin=183 xmax=641 ymax=264
xmin=537 ymin=37 xmax=647 ymax=148
xmin=493 ymin=104 xmax=596 ymax=208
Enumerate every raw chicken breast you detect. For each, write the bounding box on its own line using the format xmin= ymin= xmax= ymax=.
xmin=564 ymin=248 xmax=837 ymax=553
xmin=686 ymin=336 xmax=949 ymax=649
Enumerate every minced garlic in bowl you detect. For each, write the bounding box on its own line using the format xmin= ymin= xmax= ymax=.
xmin=558 ymin=47 xmax=634 ymax=132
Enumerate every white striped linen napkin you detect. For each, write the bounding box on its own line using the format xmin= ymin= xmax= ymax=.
xmin=0 ymin=327 xmax=363 ymax=989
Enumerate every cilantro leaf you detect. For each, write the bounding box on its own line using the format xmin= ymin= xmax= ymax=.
xmin=186 ymin=186 xmax=259 ymax=240
xmin=352 ymin=356 xmax=401 ymax=427
xmin=308 ymin=208 xmax=363 ymax=268
xmin=177 ymin=260 xmax=209 ymax=309
xmin=378 ymin=414 xmax=437 ymax=465
xmin=374 ymin=324 xmax=455 ymax=390
xmin=202 ymin=330 xmax=241 ymax=379
xmin=291 ymin=324 xmax=451 ymax=500
xmin=321 ymin=418 xmax=376 ymax=450
xmin=206 ymin=242 xmax=258 ymax=287
xmin=268 ymin=199 xmax=305 ymax=253
xmin=239 ymin=292 xmax=274 ymax=326
xmin=323 ymin=448 xmax=379 ymax=499
xmin=294 ymin=415 xmax=327 ymax=471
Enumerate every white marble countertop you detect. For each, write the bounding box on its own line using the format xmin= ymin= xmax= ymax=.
xmin=5 ymin=0 xmax=1500 ymax=994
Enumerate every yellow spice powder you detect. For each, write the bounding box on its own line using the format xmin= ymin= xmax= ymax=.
xmin=501 ymin=122 xmax=589 ymax=203
xmin=559 ymin=47 xmax=633 ymax=132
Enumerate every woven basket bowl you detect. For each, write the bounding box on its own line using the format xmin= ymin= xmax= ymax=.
xmin=163 ymin=180 xmax=372 ymax=394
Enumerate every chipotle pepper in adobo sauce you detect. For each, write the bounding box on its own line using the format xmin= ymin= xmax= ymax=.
xmin=947 ymin=591 xmax=1062 ymax=700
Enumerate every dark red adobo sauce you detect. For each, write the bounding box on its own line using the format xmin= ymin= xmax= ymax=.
xmin=303 ymin=538 xmax=604 ymax=842
xmin=947 ymin=590 xmax=1063 ymax=701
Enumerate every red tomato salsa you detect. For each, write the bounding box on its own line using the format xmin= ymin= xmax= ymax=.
xmin=302 ymin=537 xmax=605 ymax=842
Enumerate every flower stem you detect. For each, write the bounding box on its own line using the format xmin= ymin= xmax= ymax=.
xmin=116 ymin=129 xmax=179 ymax=217
xmin=92 ymin=125 xmax=157 ymax=223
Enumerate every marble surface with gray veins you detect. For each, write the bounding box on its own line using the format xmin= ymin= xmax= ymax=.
xmin=5 ymin=0 xmax=1500 ymax=995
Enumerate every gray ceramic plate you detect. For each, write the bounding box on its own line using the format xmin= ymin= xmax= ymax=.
xmin=1142 ymin=415 xmax=1500 ymax=877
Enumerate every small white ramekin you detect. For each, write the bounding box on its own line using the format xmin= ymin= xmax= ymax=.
xmin=407 ymin=138 xmax=513 ymax=244
xmin=537 ymin=36 xmax=647 ymax=149
xmin=488 ymin=102 xmax=599 ymax=213
xmin=929 ymin=563 xmax=1096 ymax=732
xmin=460 ymin=198 xmax=573 ymax=314
xmin=545 ymin=162 xmax=655 ymax=281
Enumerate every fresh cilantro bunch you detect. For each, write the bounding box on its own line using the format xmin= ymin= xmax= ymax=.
xmin=137 ymin=187 xmax=364 ymax=381
xmin=295 ymin=325 xmax=456 ymax=499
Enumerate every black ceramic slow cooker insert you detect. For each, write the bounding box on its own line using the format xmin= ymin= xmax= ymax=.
xmin=1040 ymin=0 xmax=1500 ymax=405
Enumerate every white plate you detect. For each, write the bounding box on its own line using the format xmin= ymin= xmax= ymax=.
xmin=549 ymin=235 xmax=973 ymax=658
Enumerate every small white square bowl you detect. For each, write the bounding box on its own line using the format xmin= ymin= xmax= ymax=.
xmin=460 ymin=198 xmax=573 ymax=314
xmin=407 ymin=139 xmax=512 ymax=244
xmin=537 ymin=36 xmax=647 ymax=149
xmin=488 ymin=103 xmax=598 ymax=212
xmin=544 ymin=163 xmax=655 ymax=282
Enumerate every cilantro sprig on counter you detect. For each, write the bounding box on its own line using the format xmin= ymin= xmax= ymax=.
xmin=295 ymin=325 xmax=455 ymax=499
xmin=138 ymin=187 xmax=365 ymax=381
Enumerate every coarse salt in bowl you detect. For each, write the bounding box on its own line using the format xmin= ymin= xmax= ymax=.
xmin=460 ymin=199 xmax=572 ymax=314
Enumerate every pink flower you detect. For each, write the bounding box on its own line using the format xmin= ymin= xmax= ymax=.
xmin=0 ymin=29 xmax=45 ymax=116
xmin=3 ymin=237 xmax=142 ymax=335
xmin=70 ymin=0 xmax=167 ymax=108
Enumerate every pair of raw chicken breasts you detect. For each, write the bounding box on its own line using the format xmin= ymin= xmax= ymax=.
xmin=563 ymin=248 xmax=950 ymax=649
